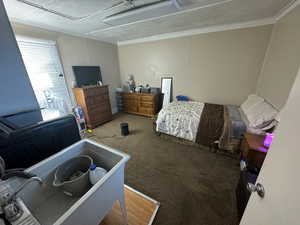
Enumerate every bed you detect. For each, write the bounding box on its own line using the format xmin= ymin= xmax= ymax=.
xmin=156 ymin=95 xmax=279 ymax=152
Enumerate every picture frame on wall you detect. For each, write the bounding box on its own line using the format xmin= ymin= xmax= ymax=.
xmin=161 ymin=77 xmax=173 ymax=107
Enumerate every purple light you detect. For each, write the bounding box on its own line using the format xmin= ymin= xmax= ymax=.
xmin=264 ymin=133 xmax=274 ymax=148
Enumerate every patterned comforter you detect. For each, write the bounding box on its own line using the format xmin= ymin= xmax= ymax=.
xmin=156 ymin=101 xmax=204 ymax=142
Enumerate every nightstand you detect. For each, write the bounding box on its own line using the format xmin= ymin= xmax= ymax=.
xmin=240 ymin=133 xmax=269 ymax=169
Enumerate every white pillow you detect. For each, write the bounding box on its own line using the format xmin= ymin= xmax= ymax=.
xmin=241 ymin=94 xmax=264 ymax=114
xmin=246 ymin=101 xmax=278 ymax=128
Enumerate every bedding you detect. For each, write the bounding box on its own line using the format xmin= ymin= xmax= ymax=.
xmin=156 ymin=101 xmax=204 ymax=142
xmin=240 ymin=106 xmax=278 ymax=135
xmin=227 ymin=105 xmax=247 ymax=137
xmin=156 ymin=96 xmax=279 ymax=152
xmin=240 ymin=94 xmax=264 ymax=114
xmin=196 ymin=103 xmax=224 ymax=147
xmin=156 ymin=101 xmax=247 ymax=151
xmin=244 ymin=101 xmax=278 ymax=128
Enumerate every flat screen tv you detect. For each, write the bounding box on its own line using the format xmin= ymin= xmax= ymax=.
xmin=72 ymin=66 xmax=102 ymax=87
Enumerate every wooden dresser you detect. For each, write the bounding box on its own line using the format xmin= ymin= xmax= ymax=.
xmin=121 ymin=92 xmax=160 ymax=117
xmin=73 ymin=85 xmax=112 ymax=129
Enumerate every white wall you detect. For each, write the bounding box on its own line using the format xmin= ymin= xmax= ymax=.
xmin=240 ymin=65 xmax=300 ymax=225
xmin=256 ymin=5 xmax=300 ymax=109
xmin=0 ymin=1 xmax=39 ymax=116
xmin=11 ymin=23 xmax=121 ymax=113
xmin=118 ymin=25 xmax=273 ymax=105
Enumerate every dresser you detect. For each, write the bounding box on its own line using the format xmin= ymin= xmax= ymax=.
xmin=73 ymin=85 xmax=112 ymax=129
xmin=121 ymin=92 xmax=160 ymax=117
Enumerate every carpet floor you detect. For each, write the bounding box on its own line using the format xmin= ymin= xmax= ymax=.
xmin=89 ymin=113 xmax=240 ymax=225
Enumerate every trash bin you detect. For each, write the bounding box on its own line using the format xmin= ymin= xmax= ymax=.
xmin=120 ymin=123 xmax=129 ymax=136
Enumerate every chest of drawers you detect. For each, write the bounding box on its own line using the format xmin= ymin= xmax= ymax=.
xmin=73 ymin=85 xmax=112 ymax=128
xmin=121 ymin=92 xmax=160 ymax=117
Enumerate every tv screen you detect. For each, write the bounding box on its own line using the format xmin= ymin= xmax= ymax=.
xmin=72 ymin=66 xmax=102 ymax=87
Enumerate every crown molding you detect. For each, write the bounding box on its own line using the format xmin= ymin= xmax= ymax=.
xmin=275 ymin=0 xmax=300 ymax=21
xmin=117 ymin=17 xmax=276 ymax=46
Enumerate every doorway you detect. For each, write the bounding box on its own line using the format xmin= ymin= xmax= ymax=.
xmin=17 ymin=38 xmax=72 ymax=115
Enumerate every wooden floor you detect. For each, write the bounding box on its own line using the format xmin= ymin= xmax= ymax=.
xmin=100 ymin=186 xmax=160 ymax=225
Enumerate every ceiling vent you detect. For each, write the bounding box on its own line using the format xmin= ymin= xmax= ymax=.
xmin=102 ymin=0 xmax=231 ymax=26
xmin=16 ymin=0 xmax=232 ymax=24
xmin=103 ymin=0 xmax=177 ymax=25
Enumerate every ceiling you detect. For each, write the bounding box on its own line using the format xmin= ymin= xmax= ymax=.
xmin=3 ymin=0 xmax=295 ymax=44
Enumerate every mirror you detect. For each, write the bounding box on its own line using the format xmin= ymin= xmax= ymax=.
xmin=161 ymin=77 xmax=173 ymax=107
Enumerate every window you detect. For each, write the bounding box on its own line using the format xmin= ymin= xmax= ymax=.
xmin=17 ymin=37 xmax=71 ymax=114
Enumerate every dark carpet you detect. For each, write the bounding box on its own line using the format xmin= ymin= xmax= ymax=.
xmin=90 ymin=113 xmax=240 ymax=225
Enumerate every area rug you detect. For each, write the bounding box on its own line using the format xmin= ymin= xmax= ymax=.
xmin=100 ymin=185 xmax=160 ymax=225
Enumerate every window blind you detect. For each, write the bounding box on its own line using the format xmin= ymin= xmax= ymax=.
xmin=17 ymin=39 xmax=71 ymax=113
